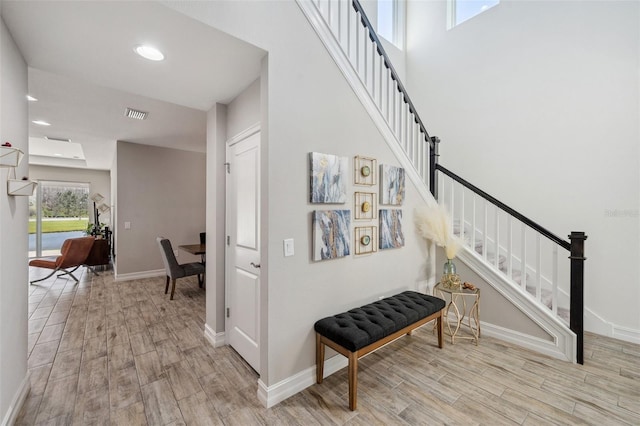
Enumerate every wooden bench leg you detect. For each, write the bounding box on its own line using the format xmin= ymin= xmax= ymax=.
xmin=348 ymin=351 xmax=358 ymax=411
xmin=437 ymin=310 xmax=444 ymax=348
xmin=316 ymin=333 xmax=325 ymax=384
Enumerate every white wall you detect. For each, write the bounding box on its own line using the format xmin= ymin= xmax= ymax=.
xmin=226 ymin=78 xmax=261 ymax=138
xmin=114 ymin=141 xmax=206 ymax=277
xmin=0 ymin=16 xmax=30 ymax=424
xmin=28 ymin=165 xmax=111 ymax=226
xmin=405 ymin=0 xmax=640 ymax=340
xmin=167 ymin=0 xmax=455 ymax=390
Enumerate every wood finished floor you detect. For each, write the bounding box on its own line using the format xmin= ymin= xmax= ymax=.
xmin=16 ymin=267 xmax=640 ymax=425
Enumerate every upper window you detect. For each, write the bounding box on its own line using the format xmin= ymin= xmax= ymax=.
xmin=448 ymin=0 xmax=499 ymax=29
xmin=377 ymin=0 xmax=405 ymax=48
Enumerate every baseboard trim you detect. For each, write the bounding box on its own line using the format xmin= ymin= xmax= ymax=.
xmin=612 ymin=325 xmax=640 ymax=344
xmin=2 ymin=371 xmax=30 ymax=426
xmin=203 ymin=324 xmax=226 ymax=348
xmin=113 ymin=269 xmax=164 ymax=282
xmin=480 ymin=321 xmax=571 ymax=361
xmin=257 ymin=354 xmax=347 ymax=409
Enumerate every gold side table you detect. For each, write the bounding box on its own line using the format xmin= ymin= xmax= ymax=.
xmin=434 ymin=282 xmax=480 ymax=345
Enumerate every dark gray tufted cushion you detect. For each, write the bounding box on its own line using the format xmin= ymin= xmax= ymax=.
xmin=314 ymin=291 xmax=445 ymax=352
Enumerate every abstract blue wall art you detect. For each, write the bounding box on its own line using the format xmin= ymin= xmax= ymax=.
xmin=313 ymin=210 xmax=351 ymax=260
xmin=380 ymin=164 xmax=405 ymax=205
xmin=310 ymin=152 xmax=348 ymax=203
xmin=379 ymin=209 xmax=404 ymax=249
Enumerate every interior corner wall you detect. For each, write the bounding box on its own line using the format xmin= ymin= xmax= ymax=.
xmin=114 ymin=141 xmax=206 ymax=277
xmin=0 ymin=16 xmax=29 ymax=424
xmin=206 ymin=103 xmax=227 ymax=332
xmin=166 ymin=0 xmax=433 ymax=389
xmin=226 ymin=78 xmax=260 ymax=137
xmin=204 ymin=77 xmax=261 ymax=336
xmin=405 ymin=0 xmax=640 ymax=340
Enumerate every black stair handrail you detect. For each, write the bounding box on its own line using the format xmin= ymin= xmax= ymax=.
xmin=351 ymin=0 xmax=433 ymax=149
xmin=434 ymin=163 xmax=586 ymax=364
xmin=435 ymin=164 xmax=570 ymax=250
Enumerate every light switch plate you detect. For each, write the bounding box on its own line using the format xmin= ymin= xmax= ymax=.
xmin=284 ymin=238 xmax=294 ymax=257
xmin=124 ymin=221 xmax=131 ymax=230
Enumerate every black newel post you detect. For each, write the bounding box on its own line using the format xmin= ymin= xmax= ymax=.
xmin=569 ymin=231 xmax=587 ymax=364
xmin=429 ymin=136 xmax=440 ymax=198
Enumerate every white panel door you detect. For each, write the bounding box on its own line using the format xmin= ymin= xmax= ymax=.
xmin=226 ymin=130 xmax=261 ymax=373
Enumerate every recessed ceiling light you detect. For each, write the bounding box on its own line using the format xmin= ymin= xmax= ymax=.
xmin=54 ymin=153 xmax=62 ymax=157
xmin=134 ymin=45 xmax=164 ymax=61
xmin=27 ymin=95 xmax=38 ymax=102
xmin=32 ymin=120 xmax=51 ymax=126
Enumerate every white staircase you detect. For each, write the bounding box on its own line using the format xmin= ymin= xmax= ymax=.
xmin=297 ymin=0 xmax=580 ymax=362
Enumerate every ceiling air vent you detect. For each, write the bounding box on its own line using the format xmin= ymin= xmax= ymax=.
xmin=44 ymin=136 xmax=71 ymax=142
xmin=125 ymin=107 xmax=148 ymax=120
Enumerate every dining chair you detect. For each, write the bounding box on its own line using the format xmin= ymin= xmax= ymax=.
xmin=29 ymin=236 xmax=96 ymax=284
xmin=200 ymin=232 xmax=206 ymax=245
xmin=157 ymin=237 xmax=205 ymax=300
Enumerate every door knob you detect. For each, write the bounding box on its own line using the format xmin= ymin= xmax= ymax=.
xmin=250 ymin=262 xmax=261 ymax=269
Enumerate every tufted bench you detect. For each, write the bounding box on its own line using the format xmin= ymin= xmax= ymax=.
xmin=314 ymin=291 xmax=446 ymax=410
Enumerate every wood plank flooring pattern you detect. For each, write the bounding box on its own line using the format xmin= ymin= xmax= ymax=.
xmin=16 ymin=267 xmax=640 ymax=425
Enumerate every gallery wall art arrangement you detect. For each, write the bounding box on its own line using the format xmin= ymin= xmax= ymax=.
xmin=310 ymin=152 xmax=405 ymax=261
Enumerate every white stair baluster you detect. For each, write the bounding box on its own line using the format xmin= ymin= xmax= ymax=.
xmin=396 ymin=88 xmax=401 ymax=147
xmin=357 ymin=17 xmax=367 ymax=78
xmin=471 ymin=194 xmax=477 ymax=253
xmin=347 ymin=5 xmax=358 ymax=62
xmin=507 ymin=215 xmax=513 ymax=279
xmin=404 ymin=103 xmax=410 ymax=153
xmin=552 ymin=244 xmax=559 ymax=316
xmin=536 ymin=234 xmax=542 ymax=302
xmin=328 ymin=0 xmax=340 ymax=35
xmin=337 ymin=0 xmax=349 ymax=48
xmin=520 ymin=224 xmax=527 ymax=290
xmin=377 ymin=52 xmax=384 ymax=111
xmin=362 ymin=26 xmax=369 ymax=86
xmin=483 ymin=200 xmax=488 ymax=262
xmin=494 ymin=206 xmax=500 ymax=269
xmin=449 ymin=180 xmax=455 ymax=235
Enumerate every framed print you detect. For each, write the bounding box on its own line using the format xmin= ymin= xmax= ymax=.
xmin=354 ymin=226 xmax=378 ymax=255
xmin=313 ymin=210 xmax=351 ymax=260
xmin=379 ymin=209 xmax=404 ymax=249
xmin=354 ymin=192 xmax=377 ymax=220
xmin=380 ymin=164 xmax=405 ymax=205
xmin=310 ymin=152 xmax=348 ymax=203
xmin=354 ymin=155 xmax=377 ymax=186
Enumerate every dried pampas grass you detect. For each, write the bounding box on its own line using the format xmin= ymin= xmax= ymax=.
xmin=414 ymin=204 xmax=461 ymax=259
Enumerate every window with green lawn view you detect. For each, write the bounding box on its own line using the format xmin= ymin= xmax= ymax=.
xmin=29 ymin=181 xmax=90 ymax=258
